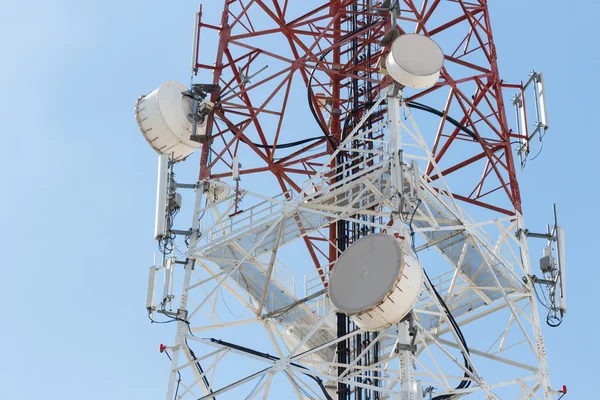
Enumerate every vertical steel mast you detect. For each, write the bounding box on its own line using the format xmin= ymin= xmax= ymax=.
xmin=143 ymin=1 xmax=565 ymax=399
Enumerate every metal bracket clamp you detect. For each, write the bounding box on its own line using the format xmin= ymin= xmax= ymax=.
xmin=176 ymin=309 xmax=189 ymax=322
xmin=176 ymin=182 xmax=200 ymax=190
xmin=395 ymin=343 xmax=417 ymax=353
xmin=515 ymin=228 xmax=554 ymax=241
xmin=171 ymin=228 xmax=199 ymax=237
xmin=524 ymin=274 xmax=556 ymax=287
xmin=386 ymin=82 xmax=402 ymax=99
xmin=184 ymin=83 xmax=219 ymax=143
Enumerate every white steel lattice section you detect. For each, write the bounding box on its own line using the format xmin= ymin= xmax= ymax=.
xmin=155 ymin=96 xmax=553 ymax=400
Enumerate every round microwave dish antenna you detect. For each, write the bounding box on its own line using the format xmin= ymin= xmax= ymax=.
xmin=385 ymin=33 xmax=444 ymax=89
xmin=207 ymin=181 xmax=231 ymax=203
xmin=328 ymin=233 xmax=424 ymax=331
xmin=134 ymin=81 xmax=202 ymax=162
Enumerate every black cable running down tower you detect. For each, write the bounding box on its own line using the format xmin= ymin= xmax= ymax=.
xmin=335 ymin=3 xmax=382 ymax=399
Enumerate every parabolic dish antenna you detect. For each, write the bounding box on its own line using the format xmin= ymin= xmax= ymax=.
xmin=328 ymin=233 xmax=424 ymax=331
xmin=134 ymin=81 xmax=203 ymax=162
xmin=386 ymin=33 xmax=444 ymax=89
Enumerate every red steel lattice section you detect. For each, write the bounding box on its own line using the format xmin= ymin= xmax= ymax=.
xmin=195 ymin=0 xmax=523 ymax=219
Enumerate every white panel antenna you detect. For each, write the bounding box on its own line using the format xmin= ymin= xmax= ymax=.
xmin=519 ymin=97 xmax=528 ymax=150
xmin=511 ymin=70 xmax=549 ymax=170
xmin=537 ymin=72 xmax=549 ymax=128
xmin=524 ymin=204 xmax=567 ymax=325
xmin=556 ymin=226 xmax=566 ymax=314
xmin=146 ymin=254 xmax=157 ymax=311
xmin=191 ymin=11 xmax=200 ymax=73
xmin=232 ymin=155 xmax=240 ymax=181
xmin=154 ymin=154 xmax=169 ymax=239
xmin=410 ymin=159 xmax=422 ymax=203
xmin=163 ymin=257 xmax=174 ymax=307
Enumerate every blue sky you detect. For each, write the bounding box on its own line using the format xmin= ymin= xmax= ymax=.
xmin=0 ymin=0 xmax=596 ymax=398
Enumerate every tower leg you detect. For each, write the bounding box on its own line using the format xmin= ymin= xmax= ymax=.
xmin=165 ymin=260 xmax=194 ymax=400
xmin=398 ymin=321 xmax=415 ymax=400
xmin=516 ymin=216 xmax=553 ymax=399
xmin=165 ymin=184 xmax=206 ymax=400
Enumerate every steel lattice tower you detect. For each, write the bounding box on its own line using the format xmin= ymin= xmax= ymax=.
xmin=141 ymin=1 xmax=565 ymax=399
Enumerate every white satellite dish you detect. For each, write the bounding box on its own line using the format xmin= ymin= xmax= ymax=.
xmin=386 ymin=33 xmax=444 ymax=89
xmin=328 ymin=233 xmax=424 ymax=331
xmin=135 ymin=81 xmax=204 ymax=162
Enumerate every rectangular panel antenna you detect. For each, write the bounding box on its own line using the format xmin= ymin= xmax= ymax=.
xmin=147 ymin=266 xmax=157 ymax=311
xmin=154 ymin=154 xmax=169 ymax=239
xmin=163 ymin=257 xmax=173 ymax=306
xmin=411 ymin=159 xmax=422 ymax=202
xmin=232 ymin=155 xmax=240 ymax=181
xmin=537 ymin=72 xmax=548 ymax=129
xmin=556 ymin=226 xmax=566 ymax=314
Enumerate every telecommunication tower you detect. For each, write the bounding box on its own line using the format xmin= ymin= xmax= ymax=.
xmin=136 ymin=1 xmax=568 ymax=399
